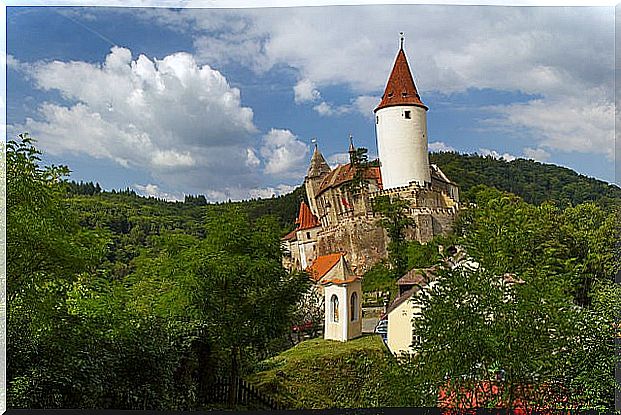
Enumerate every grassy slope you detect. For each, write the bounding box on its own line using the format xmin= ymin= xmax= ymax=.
xmin=247 ymin=335 xmax=404 ymax=409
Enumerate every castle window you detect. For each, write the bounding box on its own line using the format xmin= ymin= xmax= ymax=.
xmin=331 ymin=295 xmax=339 ymax=323
xmin=350 ymin=292 xmax=358 ymax=322
xmin=376 ymin=116 xmax=379 ymax=124
xmin=404 ymin=110 xmax=411 ymax=119
xmin=306 ymin=231 xmax=311 ymax=239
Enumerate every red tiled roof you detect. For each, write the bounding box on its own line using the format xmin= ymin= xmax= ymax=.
xmin=375 ymin=48 xmax=427 ymax=112
xmin=296 ymin=201 xmax=320 ymax=231
xmin=282 ymin=229 xmax=298 ymax=241
xmin=307 ymin=253 xmax=344 ymax=282
xmin=316 ymin=163 xmax=382 ymax=196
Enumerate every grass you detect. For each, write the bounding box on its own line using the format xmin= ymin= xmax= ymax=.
xmin=246 ymin=335 xmax=402 ymax=409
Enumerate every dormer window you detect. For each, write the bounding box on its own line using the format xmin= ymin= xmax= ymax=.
xmin=402 ymin=92 xmax=408 ymax=97
xmin=387 ymin=92 xmax=394 ymax=98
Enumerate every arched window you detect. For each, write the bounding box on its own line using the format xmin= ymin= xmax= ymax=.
xmin=350 ymin=292 xmax=358 ymax=322
xmin=331 ymin=295 xmax=339 ymax=323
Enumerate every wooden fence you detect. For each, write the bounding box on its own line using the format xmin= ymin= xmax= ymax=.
xmin=206 ymin=376 xmax=282 ymax=410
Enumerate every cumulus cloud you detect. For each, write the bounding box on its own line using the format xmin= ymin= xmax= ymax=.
xmin=327 ymin=152 xmax=350 ymax=168
xmin=313 ymin=95 xmax=379 ymax=117
xmin=259 ymin=128 xmax=309 ymax=178
xmin=429 ymin=141 xmax=456 ymax=152
xmin=352 ymin=95 xmax=380 ymax=117
xmin=248 ymin=184 xmax=297 ymax=199
xmin=138 ymin=6 xmax=612 ymax=161
xmin=479 ymin=148 xmax=517 ymax=162
xmin=490 ymin=95 xmax=614 ymax=160
xmin=10 ymin=47 xmax=266 ymax=198
xmin=133 ymin=183 xmax=183 ymax=201
xmin=523 ymin=147 xmax=551 ymax=162
xmin=313 ymin=101 xmax=350 ymax=117
xmin=294 ymin=78 xmax=321 ymax=103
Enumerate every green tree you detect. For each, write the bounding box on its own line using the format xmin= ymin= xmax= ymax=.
xmin=372 ymin=195 xmax=415 ymax=276
xmin=346 ymin=147 xmax=370 ymax=193
xmin=406 ymin=186 xmax=620 ymax=410
xmin=7 ymin=134 xmax=108 ymax=408
xmin=125 ymin=208 xmax=309 ymax=406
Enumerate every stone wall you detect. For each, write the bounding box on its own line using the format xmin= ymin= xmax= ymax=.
xmin=317 ymin=216 xmax=388 ymax=274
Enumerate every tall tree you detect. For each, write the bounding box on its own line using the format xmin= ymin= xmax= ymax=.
xmin=406 ymin=186 xmax=620 ymax=410
xmin=372 ymin=195 xmax=415 ymax=277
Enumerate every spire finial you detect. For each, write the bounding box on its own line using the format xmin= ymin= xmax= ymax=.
xmin=400 ymin=32 xmax=404 ymax=50
xmin=348 ymin=133 xmax=356 ymax=164
xmin=311 ymin=137 xmax=318 ymax=150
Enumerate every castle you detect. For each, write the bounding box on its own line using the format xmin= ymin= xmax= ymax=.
xmin=283 ymin=39 xmax=460 ymax=276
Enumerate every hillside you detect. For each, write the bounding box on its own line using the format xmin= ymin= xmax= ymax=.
xmin=246 ymin=336 xmax=408 ymax=409
xmin=429 ymin=152 xmax=621 ymax=207
xmin=66 ymin=152 xmax=620 ymax=244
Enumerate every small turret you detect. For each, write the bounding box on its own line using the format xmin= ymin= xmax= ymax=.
xmin=348 ymin=134 xmax=356 ymax=164
xmin=307 ymin=141 xmax=331 ymax=178
xmin=305 ymin=140 xmax=331 ymax=217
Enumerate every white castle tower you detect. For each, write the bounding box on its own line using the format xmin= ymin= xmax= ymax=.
xmin=374 ymin=36 xmax=431 ymax=189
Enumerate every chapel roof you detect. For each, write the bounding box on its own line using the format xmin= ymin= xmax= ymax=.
xmin=375 ymin=47 xmax=427 ymax=112
xmin=307 ymin=252 xmax=344 ymax=282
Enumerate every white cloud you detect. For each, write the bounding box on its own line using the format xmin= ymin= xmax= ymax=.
xmin=138 ymin=7 xmax=612 ymax=161
xmin=313 ymin=101 xmax=350 ymax=117
xmin=429 ymin=141 xmax=456 ymax=152
xmin=248 ymin=183 xmax=296 ymax=199
xmin=479 ymin=148 xmax=517 ymax=162
xmin=352 ymin=95 xmax=379 ymax=117
xmin=490 ymin=94 xmax=614 ymax=160
xmin=523 ymin=147 xmax=551 ymax=162
xmin=294 ymin=78 xmax=321 ymax=103
xmin=11 ymin=47 xmax=265 ymax=198
xmin=327 ymin=152 xmax=350 ymax=168
xmin=133 ymin=183 xmax=183 ymax=201
xmin=153 ymin=7 xmax=612 ymax=96
xmin=313 ymin=95 xmax=378 ymax=117
xmin=245 ymin=148 xmax=261 ymax=168
xmin=259 ymin=128 xmax=309 ymax=178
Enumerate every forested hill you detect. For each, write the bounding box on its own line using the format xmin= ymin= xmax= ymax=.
xmin=355 ymin=153 xmax=619 ymax=208
xmin=429 ymin=152 xmax=621 ymax=207
xmin=66 ymin=152 xmax=620 ymax=240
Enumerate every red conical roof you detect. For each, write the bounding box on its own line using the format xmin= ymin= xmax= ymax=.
xmin=295 ymin=201 xmax=320 ymax=231
xmin=374 ymin=47 xmax=427 ymax=112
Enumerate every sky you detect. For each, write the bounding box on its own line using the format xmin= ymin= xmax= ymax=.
xmin=6 ymin=4 xmax=617 ymax=201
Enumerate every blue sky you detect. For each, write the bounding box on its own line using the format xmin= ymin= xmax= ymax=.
xmin=7 ymin=5 xmax=616 ymax=201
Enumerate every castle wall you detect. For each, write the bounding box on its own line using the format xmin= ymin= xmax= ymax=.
xmin=317 ymin=216 xmax=389 ymax=274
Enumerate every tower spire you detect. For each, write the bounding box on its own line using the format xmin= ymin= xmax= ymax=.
xmin=374 ymin=42 xmax=427 ymax=112
xmin=307 ymin=139 xmax=331 ymax=178
xmin=348 ymin=133 xmax=357 ymax=164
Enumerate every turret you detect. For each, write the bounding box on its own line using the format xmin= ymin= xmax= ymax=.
xmin=305 ymin=141 xmax=331 ymax=217
xmin=374 ymin=35 xmax=431 ymax=189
